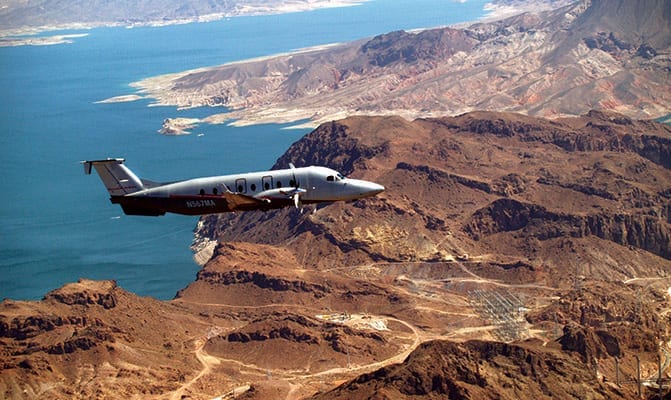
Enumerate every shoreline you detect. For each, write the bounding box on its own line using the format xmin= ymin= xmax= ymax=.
xmin=0 ymin=0 xmax=369 ymax=47
xmin=120 ymin=42 xmax=348 ymax=108
xmin=0 ymin=33 xmax=90 ymax=47
xmin=0 ymin=0 xmax=528 ymax=48
xmin=96 ymin=0 xmax=597 ymax=131
xmin=110 ymin=2 xmax=554 ymax=128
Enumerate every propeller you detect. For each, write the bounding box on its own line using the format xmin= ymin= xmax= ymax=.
xmin=288 ymin=163 xmax=304 ymax=211
xmin=290 ymin=187 xmax=307 ymax=210
xmin=293 ymin=192 xmax=301 ymax=209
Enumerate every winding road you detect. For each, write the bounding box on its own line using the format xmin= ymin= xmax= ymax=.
xmin=166 ymin=260 xmax=569 ymax=399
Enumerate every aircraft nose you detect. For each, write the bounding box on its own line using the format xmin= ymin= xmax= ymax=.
xmin=349 ymin=179 xmax=385 ymax=198
xmin=367 ymin=182 xmax=385 ymax=196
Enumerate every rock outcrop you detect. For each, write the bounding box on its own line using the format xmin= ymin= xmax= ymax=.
xmin=3 ymin=111 xmax=670 ymax=399
xmin=310 ymin=339 xmax=624 ymax=399
xmin=0 ymin=279 xmax=209 ymax=399
xmin=197 ymin=111 xmax=671 ymax=283
xmin=184 ymin=111 xmax=671 ymax=398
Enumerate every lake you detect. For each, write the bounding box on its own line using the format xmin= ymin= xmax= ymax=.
xmin=0 ymin=0 xmax=490 ymax=300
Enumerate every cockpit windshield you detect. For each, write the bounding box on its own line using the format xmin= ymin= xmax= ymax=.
xmin=326 ymin=172 xmax=346 ymax=182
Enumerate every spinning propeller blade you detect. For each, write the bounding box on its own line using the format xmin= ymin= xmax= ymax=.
xmin=288 ymin=162 xmax=304 ymax=210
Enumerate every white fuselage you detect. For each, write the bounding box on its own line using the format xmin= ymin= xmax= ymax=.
xmin=132 ymin=166 xmax=383 ymax=203
xmin=83 ymin=158 xmax=385 ymax=216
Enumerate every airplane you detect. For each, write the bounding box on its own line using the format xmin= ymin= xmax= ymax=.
xmin=82 ymin=158 xmax=385 ymax=216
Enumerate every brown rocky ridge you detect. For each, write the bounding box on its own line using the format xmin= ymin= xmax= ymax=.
xmin=129 ymin=0 xmax=670 ymax=128
xmin=2 ymin=110 xmax=671 ymax=398
xmin=191 ymin=110 xmax=671 ymax=398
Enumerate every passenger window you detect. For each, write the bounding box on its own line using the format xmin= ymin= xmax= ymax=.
xmin=250 ymin=184 xmax=256 ymax=191
xmin=235 ymin=178 xmax=246 ymax=193
xmin=277 ymin=181 xmax=282 ymax=188
xmin=212 ymin=188 xmax=218 ymax=195
xmin=290 ymin=179 xmax=295 ymax=187
xmin=326 ymin=175 xmax=335 ymax=182
xmin=262 ymin=176 xmax=273 ymax=192
xmin=199 ymin=189 xmax=205 ymax=195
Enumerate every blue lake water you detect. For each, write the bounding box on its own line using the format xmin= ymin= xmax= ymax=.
xmin=0 ymin=0 xmax=489 ymax=300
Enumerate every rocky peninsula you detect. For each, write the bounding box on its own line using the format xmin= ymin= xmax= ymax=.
xmin=119 ymin=0 xmax=669 ymax=130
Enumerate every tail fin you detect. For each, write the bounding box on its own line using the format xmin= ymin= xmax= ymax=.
xmin=82 ymin=158 xmax=145 ymax=196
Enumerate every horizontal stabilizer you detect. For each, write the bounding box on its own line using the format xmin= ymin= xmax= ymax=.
xmin=82 ymin=158 xmax=124 ymax=175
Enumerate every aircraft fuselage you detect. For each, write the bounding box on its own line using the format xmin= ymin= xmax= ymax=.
xmin=83 ymin=159 xmax=384 ymax=216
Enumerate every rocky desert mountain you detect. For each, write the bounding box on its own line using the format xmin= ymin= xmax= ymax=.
xmin=133 ymin=0 xmax=670 ymax=127
xmin=2 ymin=0 xmax=671 ymax=399
xmin=4 ymin=110 xmax=669 ymax=399
xmin=193 ymin=110 xmax=671 ymax=399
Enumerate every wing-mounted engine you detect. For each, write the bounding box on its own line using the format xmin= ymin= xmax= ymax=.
xmin=252 ymin=163 xmax=306 ymax=209
xmin=253 ymin=187 xmax=307 ymax=209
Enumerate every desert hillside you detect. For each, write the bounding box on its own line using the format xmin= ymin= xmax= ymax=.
xmin=3 ymin=111 xmax=671 ymax=399
xmin=193 ymin=110 xmax=671 ymax=398
xmin=3 ymin=0 xmax=670 ymax=398
xmin=197 ymin=110 xmax=671 ymax=279
xmin=130 ymin=0 xmax=670 ymax=127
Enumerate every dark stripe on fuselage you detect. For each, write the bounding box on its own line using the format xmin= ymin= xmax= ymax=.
xmin=110 ymin=195 xmax=297 ymax=216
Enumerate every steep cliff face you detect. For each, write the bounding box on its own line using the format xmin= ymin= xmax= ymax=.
xmin=197 ymin=111 xmax=671 ymax=283
xmin=465 ymin=198 xmax=671 ymax=259
xmin=273 ymin=117 xmax=396 ymax=175
xmin=528 ymin=281 xmax=665 ymax=360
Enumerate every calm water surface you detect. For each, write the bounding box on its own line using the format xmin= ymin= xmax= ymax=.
xmin=0 ymin=0 xmax=489 ymax=300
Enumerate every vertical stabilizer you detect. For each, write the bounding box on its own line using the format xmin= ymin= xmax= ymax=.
xmin=82 ymin=158 xmax=145 ymax=196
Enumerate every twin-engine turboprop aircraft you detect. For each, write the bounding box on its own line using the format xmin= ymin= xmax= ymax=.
xmin=83 ymin=158 xmax=384 ymax=216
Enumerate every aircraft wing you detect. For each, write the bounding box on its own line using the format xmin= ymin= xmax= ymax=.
xmin=222 ymin=191 xmax=268 ymax=210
